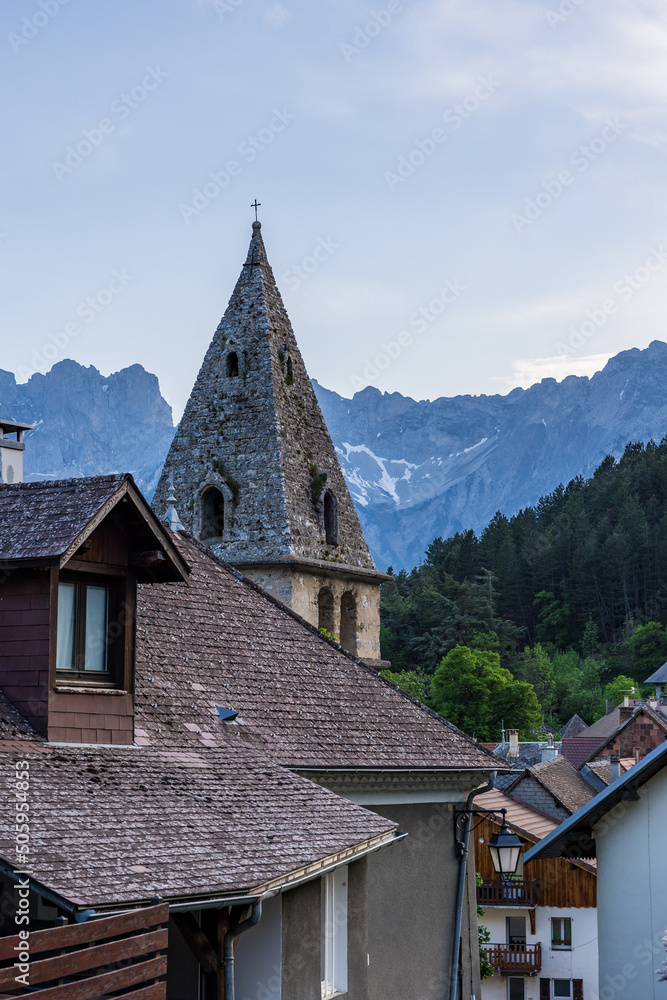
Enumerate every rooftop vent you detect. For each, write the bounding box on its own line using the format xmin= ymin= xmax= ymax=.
xmin=216 ymin=706 xmax=239 ymax=723
xmin=0 ymin=420 xmax=33 ymax=484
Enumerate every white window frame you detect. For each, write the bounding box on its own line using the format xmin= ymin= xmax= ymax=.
xmin=551 ymin=916 xmax=572 ymax=950
xmin=321 ymin=866 xmax=348 ymax=998
xmin=552 ymin=979 xmax=572 ymax=999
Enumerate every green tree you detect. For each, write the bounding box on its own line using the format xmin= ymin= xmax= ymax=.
xmin=628 ymin=622 xmax=667 ymax=683
xmin=603 ymin=674 xmax=639 ymax=709
xmin=381 ymin=668 xmax=431 ymax=704
xmin=515 ymin=644 xmax=556 ymax=716
xmin=430 ymin=646 xmax=543 ymax=741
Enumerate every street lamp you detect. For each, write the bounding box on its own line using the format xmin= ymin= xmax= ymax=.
xmin=486 ymin=808 xmax=523 ymax=877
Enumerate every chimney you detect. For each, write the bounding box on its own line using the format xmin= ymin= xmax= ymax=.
xmin=623 ymin=694 xmax=630 ymax=708
xmin=541 ymin=733 xmax=557 ymax=762
xmin=0 ymin=420 xmax=33 ymax=484
xmin=609 ymin=753 xmax=621 ymax=783
xmin=634 ymin=748 xmax=641 ymax=764
xmin=605 ymin=698 xmax=615 ymax=715
xmin=508 ymin=729 xmax=519 ymax=758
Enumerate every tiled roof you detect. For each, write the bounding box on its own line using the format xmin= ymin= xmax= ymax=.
xmin=561 ymin=737 xmax=606 ymax=769
xmin=584 ymin=758 xmax=634 ymax=786
xmin=133 ymin=533 xmax=499 ymax=771
xmin=575 ymin=707 xmax=624 ymax=741
xmin=0 ymin=475 xmax=126 ymax=561
xmin=525 ymin=740 xmax=667 ymax=862
xmin=511 ymin=755 xmax=596 ymax=814
xmin=0 ymin=743 xmax=397 ymax=908
xmin=474 ymin=787 xmax=558 ymax=843
xmin=0 ymin=687 xmax=40 ymax=742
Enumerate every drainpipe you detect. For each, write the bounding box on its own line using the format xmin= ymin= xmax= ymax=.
xmin=449 ymin=772 xmax=496 ymax=1000
xmin=223 ymin=900 xmax=262 ymax=1000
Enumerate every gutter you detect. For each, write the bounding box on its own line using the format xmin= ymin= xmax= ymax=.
xmin=449 ymin=771 xmax=496 ymax=1000
xmin=0 ymin=830 xmax=404 ymax=920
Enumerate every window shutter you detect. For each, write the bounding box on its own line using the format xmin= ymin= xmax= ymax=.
xmin=540 ymin=979 xmax=550 ymax=1000
xmin=573 ymin=979 xmax=584 ymax=1000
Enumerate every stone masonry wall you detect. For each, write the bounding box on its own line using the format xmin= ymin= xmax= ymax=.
xmin=242 ymin=564 xmax=382 ymax=661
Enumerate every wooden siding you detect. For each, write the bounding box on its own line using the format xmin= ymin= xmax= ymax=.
xmin=0 ymin=902 xmax=168 ymax=999
xmin=474 ymin=815 xmax=597 ymax=909
xmin=69 ymin=511 xmax=131 ymax=567
xmin=0 ymin=569 xmax=51 ymax=734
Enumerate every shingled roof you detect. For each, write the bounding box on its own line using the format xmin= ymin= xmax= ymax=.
xmin=0 ymin=743 xmax=397 ymax=909
xmin=0 ymin=474 xmax=188 ymax=580
xmin=0 ymin=475 xmax=126 ymax=561
xmin=508 ymin=755 xmax=596 ymax=814
xmin=133 ymin=533 xmax=498 ymax=771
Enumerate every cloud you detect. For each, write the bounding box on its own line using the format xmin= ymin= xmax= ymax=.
xmin=504 ymin=353 xmax=612 ymax=389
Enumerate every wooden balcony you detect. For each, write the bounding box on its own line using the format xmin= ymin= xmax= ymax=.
xmin=477 ymin=878 xmax=539 ymax=907
xmin=484 ymin=942 xmax=542 ymax=974
xmin=0 ymin=901 xmax=168 ymax=999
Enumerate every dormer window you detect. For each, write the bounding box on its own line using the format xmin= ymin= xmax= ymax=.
xmin=56 ymin=577 xmax=114 ymax=678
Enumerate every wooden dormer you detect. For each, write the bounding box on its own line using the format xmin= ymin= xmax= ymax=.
xmin=0 ymin=474 xmax=188 ymax=743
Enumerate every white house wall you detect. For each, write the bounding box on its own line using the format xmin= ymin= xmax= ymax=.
xmin=480 ymin=905 xmax=597 ymax=1000
xmin=594 ymin=765 xmax=667 ymax=1000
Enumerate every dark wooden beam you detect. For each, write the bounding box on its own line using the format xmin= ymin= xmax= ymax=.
xmin=172 ymin=912 xmax=218 ymax=977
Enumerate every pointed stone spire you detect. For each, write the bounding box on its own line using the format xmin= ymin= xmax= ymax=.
xmin=152 ymin=222 xmax=389 ymax=664
xmin=163 ymin=474 xmax=184 ymax=532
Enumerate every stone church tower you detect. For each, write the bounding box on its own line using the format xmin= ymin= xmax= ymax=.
xmin=153 ymin=221 xmax=389 ymax=667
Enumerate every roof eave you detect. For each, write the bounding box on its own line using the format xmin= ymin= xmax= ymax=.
xmin=524 ymin=739 xmax=667 ymax=864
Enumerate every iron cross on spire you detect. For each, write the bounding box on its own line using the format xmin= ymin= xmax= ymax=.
xmin=251 ymin=199 xmax=261 ymax=222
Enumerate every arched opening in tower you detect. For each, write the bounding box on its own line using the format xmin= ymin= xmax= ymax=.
xmin=323 ymin=491 xmax=337 ymax=545
xmin=226 ymin=352 xmax=239 ymax=378
xmin=201 ymin=486 xmax=225 ymax=539
xmin=339 ymin=592 xmax=358 ymax=655
xmin=318 ymin=587 xmax=335 ymax=635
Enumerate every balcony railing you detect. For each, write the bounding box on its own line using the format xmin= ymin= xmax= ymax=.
xmin=477 ymin=879 xmax=539 ymax=907
xmin=483 ymin=942 xmax=542 ymax=974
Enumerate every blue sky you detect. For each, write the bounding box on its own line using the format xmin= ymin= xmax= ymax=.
xmin=2 ymin=0 xmax=667 ymax=419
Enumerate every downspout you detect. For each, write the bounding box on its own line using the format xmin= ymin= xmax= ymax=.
xmin=223 ymin=900 xmax=262 ymax=1000
xmin=449 ymin=771 xmax=496 ymax=1000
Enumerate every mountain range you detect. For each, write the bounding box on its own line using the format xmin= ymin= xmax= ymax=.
xmin=3 ymin=342 xmax=667 ymax=571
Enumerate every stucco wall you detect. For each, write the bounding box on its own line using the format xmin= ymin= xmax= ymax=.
xmin=363 ymin=801 xmax=481 ymax=1000
xmin=479 ymin=906 xmax=597 ymax=1000
xmin=282 ymin=879 xmax=321 ymax=1000
xmin=594 ymin=765 xmax=667 ymax=1000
